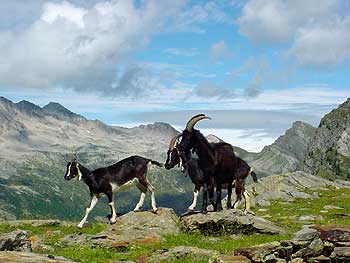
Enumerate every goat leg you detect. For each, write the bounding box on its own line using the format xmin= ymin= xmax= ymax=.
xmin=215 ymin=183 xmax=223 ymax=211
xmin=201 ymin=183 xmax=208 ymax=214
xmin=188 ymin=185 xmax=200 ymax=212
xmin=227 ymin=182 xmax=233 ymax=209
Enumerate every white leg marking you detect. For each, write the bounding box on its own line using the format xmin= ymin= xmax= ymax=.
xmin=243 ymin=190 xmax=254 ymax=215
xmin=233 ymin=198 xmax=241 ymax=210
xmin=109 ymin=201 xmax=117 ymax=224
xmin=188 ymin=190 xmax=199 ymax=211
xmin=134 ymin=192 xmax=146 ymax=211
xmin=66 ymin=163 xmax=71 ymax=178
xmin=78 ymin=196 xmax=98 ymax=228
xmin=147 ymin=184 xmax=157 ymax=212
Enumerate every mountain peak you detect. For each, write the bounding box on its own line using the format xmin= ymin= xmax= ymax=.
xmin=0 ymin=96 xmax=13 ymax=105
xmin=16 ymin=100 xmax=42 ymax=113
xmin=42 ymin=102 xmax=76 ymax=118
xmin=339 ymin=97 xmax=350 ymax=109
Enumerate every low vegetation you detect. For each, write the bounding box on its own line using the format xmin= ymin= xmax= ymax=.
xmin=1 ymin=188 xmax=350 ymax=262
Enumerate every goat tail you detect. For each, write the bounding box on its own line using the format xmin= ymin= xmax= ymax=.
xmin=149 ymin=160 xmax=163 ymax=167
xmin=249 ymin=167 xmax=258 ymax=183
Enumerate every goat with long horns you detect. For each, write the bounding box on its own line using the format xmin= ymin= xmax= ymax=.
xmin=173 ymin=114 xmax=257 ymax=214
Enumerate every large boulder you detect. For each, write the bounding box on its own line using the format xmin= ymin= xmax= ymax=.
xmin=0 ymin=251 xmax=76 ymax=263
xmin=63 ymin=208 xmax=179 ymax=248
xmin=179 ymin=209 xmax=286 ymax=235
xmin=0 ymin=230 xmax=31 ymax=252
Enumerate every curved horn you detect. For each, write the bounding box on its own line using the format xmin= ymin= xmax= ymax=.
xmin=185 ymin=114 xmax=211 ymax=131
xmin=169 ymin=134 xmax=182 ymax=150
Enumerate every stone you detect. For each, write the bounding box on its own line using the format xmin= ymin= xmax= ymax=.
xmin=308 ymin=255 xmax=331 ymax=263
xmin=0 ymin=251 xmax=76 ymax=262
xmin=330 ymin=247 xmax=350 ymax=257
xmin=298 ymin=215 xmax=323 ymax=221
xmin=293 ymin=238 xmax=323 ymax=258
xmin=0 ymin=230 xmax=31 ymax=252
xmin=292 ymin=227 xmax=319 ymax=241
xmin=148 ymin=246 xmax=218 ymax=263
xmin=290 ymin=258 xmax=304 ymax=263
xmin=316 ymin=225 xmax=350 ymax=242
xmin=180 ymin=209 xmax=286 ymax=235
xmin=29 ymin=235 xmax=54 ymax=253
xmin=90 ymin=208 xmax=179 ymax=248
xmin=234 ymin=241 xmax=281 ymax=262
xmin=323 ymin=205 xmax=343 ymax=210
xmin=257 ymin=199 xmax=271 ymax=207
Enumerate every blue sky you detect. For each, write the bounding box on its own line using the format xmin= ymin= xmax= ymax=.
xmin=0 ymin=0 xmax=349 ymax=151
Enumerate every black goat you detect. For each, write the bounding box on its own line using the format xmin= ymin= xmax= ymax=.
xmin=64 ymin=155 xmax=162 ymax=228
xmin=165 ymin=134 xmax=257 ymax=213
xmin=177 ymin=114 xmax=257 ymax=214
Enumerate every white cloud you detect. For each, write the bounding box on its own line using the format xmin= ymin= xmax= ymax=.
xmin=210 ymin=40 xmax=233 ymax=60
xmin=0 ymin=0 xmax=184 ymax=92
xmin=237 ymin=0 xmax=350 ymax=66
xmin=288 ymin=17 xmax=350 ymax=66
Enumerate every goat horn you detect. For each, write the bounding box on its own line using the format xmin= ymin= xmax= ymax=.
xmin=185 ymin=114 xmax=211 ymax=131
xmin=169 ymin=134 xmax=181 ymax=150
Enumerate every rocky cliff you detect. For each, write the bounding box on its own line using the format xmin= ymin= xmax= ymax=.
xmin=304 ymin=98 xmax=350 ymax=180
xmin=248 ymin=121 xmax=316 ymax=176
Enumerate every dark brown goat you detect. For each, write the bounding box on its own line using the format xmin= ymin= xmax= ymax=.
xmin=165 ymin=134 xmax=257 ymax=213
xmin=177 ymin=114 xmax=257 ymax=213
xmin=64 ymin=155 xmax=162 ymax=228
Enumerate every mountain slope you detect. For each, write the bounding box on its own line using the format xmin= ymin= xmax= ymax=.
xmin=303 ymin=98 xmax=350 ymax=180
xmin=0 ymin=97 xmax=194 ymax=220
xmin=249 ymin=121 xmax=316 ymax=176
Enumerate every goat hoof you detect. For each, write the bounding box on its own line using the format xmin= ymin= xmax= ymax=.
xmin=109 ymin=218 xmax=117 ymax=225
xmin=202 ymin=209 xmax=208 ymax=214
xmin=77 ymin=224 xmax=83 ymax=228
xmin=187 ymin=208 xmax=194 ymax=213
xmin=151 ymin=208 xmax=158 ymax=214
xmin=133 ymin=209 xmax=141 ymax=212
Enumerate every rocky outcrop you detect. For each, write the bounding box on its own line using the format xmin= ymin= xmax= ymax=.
xmin=304 ymin=98 xmax=350 ymax=180
xmin=241 ymin=171 xmax=350 ymax=207
xmin=235 ymin=225 xmax=350 ymax=262
xmin=0 ymin=230 xmax=31 ymax=252
xmin=62 ymin=208 xmax=179 ymax=248
xmin=249 ymin=121 xmax=316 ymax=176
xmin=0 ymin=251 xmax=77 ymax=263
xmin=179 ymin=209 xmax=286 ymax=235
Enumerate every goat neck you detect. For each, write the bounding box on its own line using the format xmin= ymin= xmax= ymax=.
xmin=192 ymin=130 xmax=216 ymax=165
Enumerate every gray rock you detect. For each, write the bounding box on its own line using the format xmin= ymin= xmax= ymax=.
xmin=323 ymin=205 xmax=343 ymax=210
xmin=308 ymin=255 xmax=331 ymax=263
xmin=0 ymin=251 xmax=77 ymax=262
xmin=235 ymin=241 xmax=281 ymax=262
xmin=292 ymin=227 xmax=319 ymax=241
xmin=149 ymin=246 xmax=218 ymax=263
xmin=298 ymin=215 xmax=323 ymax=221
xmin=0 ymin=230 xmax=31 ymax=252
xmin=179 ymin=209 xmax=286 ymax=235
xmin=90 ymin=208 xmax=179 ymax=248
xmin=293 ymin=238 xmax=323 ymax=258
xmin=330 ymin=246 xmax=350 ymax=258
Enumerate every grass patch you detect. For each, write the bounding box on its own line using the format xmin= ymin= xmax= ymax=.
xmin=2 ymin=188 xmax=350 ymax=262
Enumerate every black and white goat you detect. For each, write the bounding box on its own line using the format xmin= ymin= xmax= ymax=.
xmin=64 ymin=155 xmax=162 ymax=228
xmin=165 ymin=135 xmax=257 ymax=214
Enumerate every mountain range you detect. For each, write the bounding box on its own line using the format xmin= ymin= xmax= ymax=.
xmin=0 ymin=96 xmax=349 ymax=220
